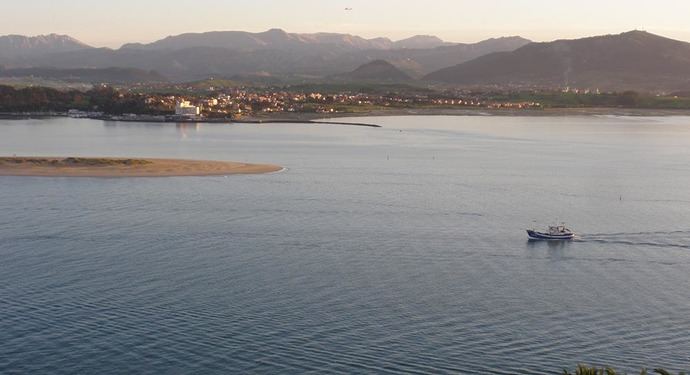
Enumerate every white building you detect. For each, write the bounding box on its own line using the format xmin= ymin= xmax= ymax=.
xmin=175 ymin=101 xmax=201 ymax=116
xmin=203 ymin=98 xmax=218 ymax=107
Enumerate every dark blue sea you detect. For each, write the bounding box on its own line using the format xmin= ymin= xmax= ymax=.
xmin=1 ymin=116 xmax=689 ymax=374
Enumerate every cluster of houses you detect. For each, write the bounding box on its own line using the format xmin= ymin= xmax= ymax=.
xmin=66 ymin=88 xmax=547 ymax=121
xmin=140 ymin=89 xmax=545 ymax=118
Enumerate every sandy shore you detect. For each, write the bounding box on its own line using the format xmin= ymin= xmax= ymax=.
xmin=0 ymin=157 xmax=283 ymax=177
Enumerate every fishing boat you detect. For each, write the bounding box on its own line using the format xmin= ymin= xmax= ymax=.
xmin=527 ymin=225 xmax=574 ymax=240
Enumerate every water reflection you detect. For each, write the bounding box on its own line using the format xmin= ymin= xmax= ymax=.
xmin=526 ymin=239 xmax=574 ymax=261
xmin=526 ymin=239 xmax=572 ymax=250
xmin=176 ymin=123 xmax=202 ymax=138
xmin=99 ymin=120 xmax=203 ymax=140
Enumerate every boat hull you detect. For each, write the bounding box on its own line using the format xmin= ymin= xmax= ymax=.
xmin=526 ymin=230 xmax=574 ymax=240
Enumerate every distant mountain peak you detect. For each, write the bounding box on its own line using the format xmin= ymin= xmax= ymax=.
xmin=620 ymin=29 xmax=655 ymax=37
xmin=615 ymin=30 xmax=674 ymax=43
xmin=262 ymin=28 xmax=289 ymax=36
xmin=358 ymin=59 xmax=399 ymax=68
xmin=424 ymin=30 xmax=690 ymax=92
xmin=483 ymin=36 xmax=531 ymax=42
xmin=393 ymin=35 xmax=450 ymax=49
xmin=0 ymin=33 xmax=91 ymax=61
xmin=0 ymin=33 xmax=89 ymax=47
xmin=335 ymin=59 xmax=412 ymax=82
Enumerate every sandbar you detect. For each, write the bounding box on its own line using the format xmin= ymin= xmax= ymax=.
xmin=0 ymin=157 xmax=283 ymax=177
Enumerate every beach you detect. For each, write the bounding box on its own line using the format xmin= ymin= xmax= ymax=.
xmin=0 ymin=157 xmax=283 ymax=177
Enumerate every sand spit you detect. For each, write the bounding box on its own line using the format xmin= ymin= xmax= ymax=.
xmin=0 ymin=157 xmax=283 ymax=177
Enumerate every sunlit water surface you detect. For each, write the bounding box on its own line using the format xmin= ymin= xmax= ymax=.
xmin=1 ymin=116 xmax=689 ymax=374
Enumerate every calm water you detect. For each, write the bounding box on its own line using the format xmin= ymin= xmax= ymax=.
xmin=1 ymin=116 xmax=689 ymax=374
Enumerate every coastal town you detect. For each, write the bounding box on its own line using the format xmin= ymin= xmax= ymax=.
xmin=75 ymin=86 xmax=544 ymax=122
xmin=4 ymin=82 xmax=690 ymax=123
xmin=1 ymin=83 xmax=544 ymax=122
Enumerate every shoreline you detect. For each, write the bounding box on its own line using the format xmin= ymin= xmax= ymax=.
xmin=233 ymin=119 xmax=382 ymax=128
xmin=4 ymin=107 xmax=690 ymax=125
xmin=227 ymin=107 xmax=690 ymax=124
xmin=0 ymin=157 xmax=283 ymax=178
xmin=242 ymin=107 xmax=690 ymax=121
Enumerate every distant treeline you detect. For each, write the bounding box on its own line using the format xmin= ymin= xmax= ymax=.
xmin=0 ymin=85 xmax=155 ymax=114
xmin=485 ymin=91 xmax=690 ymax=109
xmin=4 ymin=84 xmax=690 ymax=115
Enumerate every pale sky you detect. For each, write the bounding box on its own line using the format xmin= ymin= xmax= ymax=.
xmin=4 ymin=0 xmax=690 ymax=48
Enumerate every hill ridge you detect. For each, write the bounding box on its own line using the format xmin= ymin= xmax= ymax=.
xmin=424 ymin=30 xmax=690 ymax=91
xmin=333 ymin=60 xmax=412 ymax=82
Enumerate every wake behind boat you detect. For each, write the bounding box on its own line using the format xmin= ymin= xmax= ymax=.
xmin=527 ymin=225 xmax=575 ymax=240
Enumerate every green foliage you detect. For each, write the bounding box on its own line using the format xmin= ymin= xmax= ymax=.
xmin=485 ymin=90 xmax=690 ymax=109
xmin=563 ymin=366 xmax=685 ymax=375
xmin=0 ymin=85 xmax=158 ymax=114
xmin=616 ymin=91 xmax=640 ymax=107
xmin=562 ymin=364 xmax=619 ymax=375
xmin=0 ymin=85 xmax=80 ymax=112
xmin=0 ymin=157 xmax=152 ymax=167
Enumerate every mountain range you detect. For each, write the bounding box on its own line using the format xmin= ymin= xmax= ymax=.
xmin=120 ymin=29 xmax=454 ymax=51
xmin=2 ymin=29 xmax=690 ymax=91
xmin=0 ymin=29 xmax=529 ymax=82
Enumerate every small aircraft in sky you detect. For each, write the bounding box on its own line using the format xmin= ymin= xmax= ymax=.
xmin=344 ymin=7 xmax=353 ymax=11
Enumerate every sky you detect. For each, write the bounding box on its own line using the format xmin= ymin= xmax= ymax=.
xmin=4 ymin=0 xmax=690 ymax=48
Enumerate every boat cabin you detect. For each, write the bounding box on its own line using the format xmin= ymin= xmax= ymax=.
xmin=548 ymin=226 xmax=570 ymax=235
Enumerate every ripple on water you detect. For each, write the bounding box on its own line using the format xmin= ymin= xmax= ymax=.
xmin=2 ymin=116 xmax=690 ymax=374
